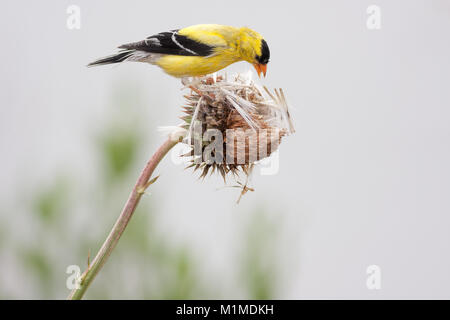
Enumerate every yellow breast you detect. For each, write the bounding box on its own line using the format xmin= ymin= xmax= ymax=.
xmin=155 ymin=52 xmax=240 ymax=78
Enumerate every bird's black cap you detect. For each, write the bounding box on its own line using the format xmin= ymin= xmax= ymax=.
xmin=256 ymin=39 xmax=270 ymax=65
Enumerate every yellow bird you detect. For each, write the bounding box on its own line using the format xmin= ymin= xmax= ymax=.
xmin=88 ymin=24 xmax=270 ymax=78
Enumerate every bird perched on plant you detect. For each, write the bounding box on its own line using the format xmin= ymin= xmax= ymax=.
xmin=88 ymin=24 xmax=270 ymax=78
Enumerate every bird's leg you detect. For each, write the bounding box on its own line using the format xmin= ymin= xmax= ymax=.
xmin=187 ymin=76 xmax=216 ymax=99
xmin=181 ymin=76 xmax=215 ymax=100
xmin=181 ymin=76 xmax=203 ymax=96
xmin=188 ymin=85 xmax=204 ymax=97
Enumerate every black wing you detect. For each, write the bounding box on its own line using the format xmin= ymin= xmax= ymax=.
xmin=118 ymin=30 xmax=214 ymax=56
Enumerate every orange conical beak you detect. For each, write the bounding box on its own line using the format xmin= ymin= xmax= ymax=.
xmin=253 ymin=63 xmax=267 ymax=78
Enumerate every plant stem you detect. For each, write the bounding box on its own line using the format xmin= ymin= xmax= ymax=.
xmin=68 ymin=136 xmax=179 ymax=300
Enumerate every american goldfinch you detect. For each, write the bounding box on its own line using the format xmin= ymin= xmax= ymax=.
xmin=88 ymin=24 xmax=270 ymax=78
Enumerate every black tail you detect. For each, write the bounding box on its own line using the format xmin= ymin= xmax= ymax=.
xmin=87 ymin=50 xmax=134 ymax=67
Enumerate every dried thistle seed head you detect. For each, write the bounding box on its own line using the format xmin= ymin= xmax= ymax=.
xmin=180 ymin=72 xmax=294 ymax=180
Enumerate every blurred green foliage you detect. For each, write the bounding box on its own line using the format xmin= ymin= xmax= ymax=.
xmin=1 ymin=84 xmax=281 ymax=299
xmin=101 ymin=129 xmax=141 ymax=181
xmin=33 ymin=177 xmax=70 ymax=223
xmin=240 ymin=208 xmax=280 ymax=299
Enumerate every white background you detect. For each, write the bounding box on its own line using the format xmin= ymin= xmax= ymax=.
xmin=1 ymin=0 xmax=449 ymax=298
